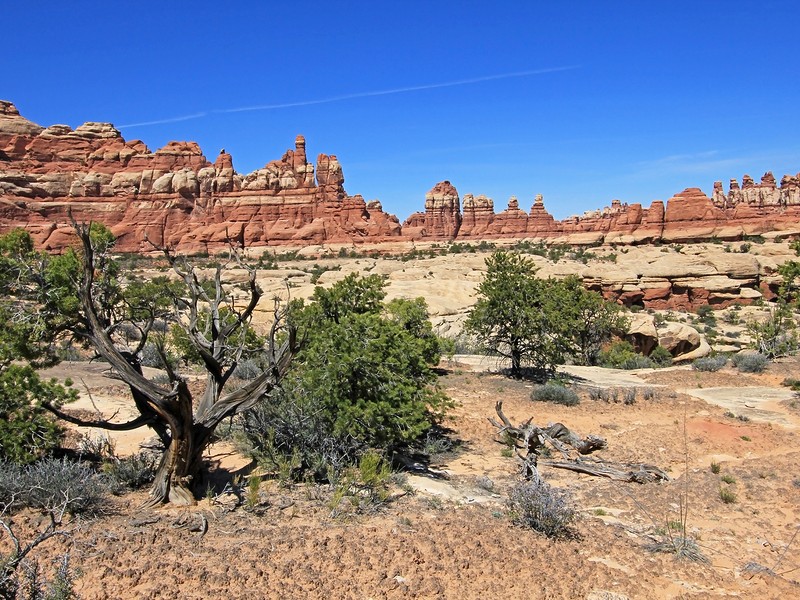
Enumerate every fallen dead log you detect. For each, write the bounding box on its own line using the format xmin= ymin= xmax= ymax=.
xmin=542 ymin=458 xmax=669 ymax=483
xmin=489 ymin=401 xmax=668 ymax=483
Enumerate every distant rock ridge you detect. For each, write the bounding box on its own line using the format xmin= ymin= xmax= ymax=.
xmin=407 ymin=181 xmax=800 ymax=244
xmin=0 ymin=101 xmax=401 ymax=252
xmin=2 ymin=100 xmax=800 ymax=253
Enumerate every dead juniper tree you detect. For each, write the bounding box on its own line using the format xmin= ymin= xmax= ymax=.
xmin=490 ymin=401 xmax=668 ymax=483
xmin=44 ymin=223 xmax=299 ymax=506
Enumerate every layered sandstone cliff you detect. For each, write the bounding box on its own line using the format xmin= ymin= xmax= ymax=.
xmin=0 ymin=101 xmax=401 ymax=252
xmin=408 ymin=179 xmax=800 ymax=244
xmin=2 ymin=100 xmax=800 ymax=253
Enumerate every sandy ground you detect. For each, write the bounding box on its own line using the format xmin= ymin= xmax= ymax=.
xmin=7 ymin=355 xmax=798 ymax=599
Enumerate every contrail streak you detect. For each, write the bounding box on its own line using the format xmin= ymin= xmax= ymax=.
xmin=220 ymin=66 xmax=579 ymax=113
xmin=119 ymin=66 xmax=578 ymax=129
xmin=119 ymin=112 xmax=209 ymax=128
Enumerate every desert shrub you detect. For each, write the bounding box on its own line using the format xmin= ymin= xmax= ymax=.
xmin=77 ymin=433 xmax=118 ymax=463
xmin=0 ymin=366 xmax=76 ymax=465
xmin=0 ymin=458 xmax=107 ymax=514
xmin=592 ymin=387 xmax=618 ymax=403
xmin=436 ymin=335 xmax=456 ymax=360
xmin=233 ymin=358 xmax=262 ymax=380
xmin=242 ymin=274 xmax=450 ymax=480
xmin=150 ymin=372 xmax=171 ymax=385
xmin=256 ymin=250 xmax=278 ymax=269
xmin=327 ymin=450 xmax=393 ymax=517
xmin=56 ymin=344 xmax=89 ymax=362
xmin=2 ymin=550 xmax=80 ymax=600
xmin=138 ymin=342 xmax=166 ymax=368
xmin=77 ymin=433 xmax=156 ymax=493
xmin=649 ymin=345 xmax=673 ymax=367
xmin=696 ymin=304 xmax=717 ymax=327
xmin=102 ymin=453 xmax=157 ymax=494
xmin=420 ymin=426 xmax=456 ymax=458
xmin=782 ymin=377 xmax=800 ymax=391
xmin=530 ymin=382 xmax=579 ymax=406
xmin=244 ymin=391 xmax=364 ymax=480
xmin=599 ymin=341 xmax=653 ymax=369
xmin=723 ymin=309 xmax=741 ymax=325
xmin=746 ymin=302 xmax=798 ymax=358
xmin=622 ymin=388 xmax=637 ymax=405
xmin=507 ymin=479 xmax=577 ymax=538
xmin=719 ymin=486 xmax=737 ymax=504
xmin=732 ymin=352 xmax=769 ymax=373
xmin=692 ymin=355 xmax=727 ymax=372
xmin=448 ymin=331 xmax=486 ymax=355
xmin=599 ymin=340 xmax=634 ymax=367
xmin=592 ymin=386 xmax=650 ymax=404
xmin=646 ymin=529 xmax=707 ymax=562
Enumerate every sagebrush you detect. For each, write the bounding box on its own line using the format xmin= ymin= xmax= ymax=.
xmin=530 ymin=382 xmax=579 ymax=406
xmin=692 ymin=355 xmax=727 ymax=372
xmin=0 ymin=458 xmax=107 ymax=514
xmin=507 ymin=479 xmax=577 ymax=538
xmin=732 ymin=352 xmax=769 ymax=373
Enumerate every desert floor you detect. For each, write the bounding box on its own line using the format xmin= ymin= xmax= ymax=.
xmin=11 ymin=353 xmax=799 ymax=600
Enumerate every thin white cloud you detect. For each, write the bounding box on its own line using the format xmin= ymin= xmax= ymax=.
xmin=118 ymin=66 xmax=579 ymax=129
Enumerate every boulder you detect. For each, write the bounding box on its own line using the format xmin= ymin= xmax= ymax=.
xmin=658 ymin=322 xmax=702 ymax=357
xmin=625 ymin=313 xmax=658 ymax=355
xmin=672 ymin=338 xmax=712 ymax=363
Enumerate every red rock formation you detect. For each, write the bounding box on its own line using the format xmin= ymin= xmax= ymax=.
xmin=402 ymin=181 xmax=461 ymax=240
xmin=0 ymin=102 xmax=400 ymax=252
xmin=460 ymin=194 xmax=495 ymax=236
xmin=527 ymin=194 xmax=559 ymax=236
xmin=2 ymin=100 xmax=800 ymax=255
xmin=490 ymin=196 xmax=529 ymax=236
xmin=660 ymin=188 xmax=726 ymax=242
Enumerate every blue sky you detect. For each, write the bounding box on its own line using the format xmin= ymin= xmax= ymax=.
xmin=4 ymin=1 xmax=799 ymax=220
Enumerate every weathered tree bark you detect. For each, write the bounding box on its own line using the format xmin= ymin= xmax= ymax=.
xmin=541 ymin=458 xmax=669 ymax=483
xmin=510 ymin=345 xmax=522 ymax=378
xmin=490 ymin=401 xmax=668 ymax=483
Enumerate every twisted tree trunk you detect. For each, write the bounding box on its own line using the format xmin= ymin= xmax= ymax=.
xmin=56 ymin=222 xmax=299 ymax=506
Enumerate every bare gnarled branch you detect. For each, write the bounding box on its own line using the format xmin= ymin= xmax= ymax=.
xmin=490 ymin=401 xmax=667 ymax=483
